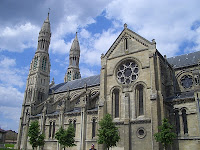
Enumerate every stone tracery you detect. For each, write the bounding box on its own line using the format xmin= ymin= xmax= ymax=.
xmin=116 ymin=60 xmax=139 ymax=84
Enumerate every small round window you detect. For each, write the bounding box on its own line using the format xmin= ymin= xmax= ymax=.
xmin=181 ymin=75 xmax=193 ymax=89
xmin=136 ymin=127 xmax=146 ymax=139
xmin=116 ymin=60 xmax=139 ymax=84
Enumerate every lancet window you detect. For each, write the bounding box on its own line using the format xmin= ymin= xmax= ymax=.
xmin=42 ymin=57 xmax=47 ymax=71
xmin=33 ymin=56 xmax=38 ymax=70
xmin=135 ymin=84 xmax=144 ymax=116
xmin=92 ymin=118 xmax=96 ymax=138
xmin=182 ymin=109 xmax=188 ymax=134
xmin=113 ymin=89 xmax=119 ymax=118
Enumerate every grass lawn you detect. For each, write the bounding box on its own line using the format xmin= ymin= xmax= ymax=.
xmin=5 ymin=144 xmax=14 ymax=148
xmin=0 ymin=143 xmax=17 ymax=149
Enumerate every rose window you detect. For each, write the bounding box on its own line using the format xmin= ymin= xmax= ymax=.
xmin=181 ymin=75 xmax=193 ymax=89
xmin=116 ymin=60 xmax=139 ymax=84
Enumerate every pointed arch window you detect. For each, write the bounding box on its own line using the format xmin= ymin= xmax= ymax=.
xmin=33 ymin=56 xmax=38 ymax=70
xmin=75 ymin=72 xmax=79 ymax=79
xmin=42 ymin=57 xmax=47 ymax=71
xmin=28 ymin=89 xmax=32 ymax=102
xmin=182 ymin=109 xmax=188 ymax=134
xmin=49 ymin=121 xmax=52 ymax=138
xmin=174 ymin=109 xmax=180 ymax=135
xmin=92 ymin=118 xmax=96 ymax=138
xmin=125 ymin=38 xmax=128 ymax=50
xmin=136 ymin=85 xmax=144 ymax=116
xmin=52 ymin=121 xmax=55 ymax=138
xmin=113 ymin=89 xmax=119 ymax=118
xmin=73 ymin=120 xmax=76 ymax=133
xmin=67 ymin=72 xmax=71 ymax=81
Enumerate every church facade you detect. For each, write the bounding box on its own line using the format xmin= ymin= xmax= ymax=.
xmin=17 ymin=14 xmax=200 ymax=150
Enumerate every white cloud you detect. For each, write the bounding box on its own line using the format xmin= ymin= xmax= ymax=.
xmin=80 ymin=67 xmax=98 ymax=78
xmin=0 ymin=106 xmax=21 ymax=131
xmin=0 ymin=56 xmax=27 ymax=88
xmin=0 ymin=23 xmax=40 ymax=52
xmin=80 ymin=28 xmax=119 ymax=66
xmin=80 ymin=29 xmax=91 ymax=39
xmin=0 ymin=57 xmax=16 ymax=68
xmin=0 ymin=85 xmax=24 ymax=107
xmin=50 ymin=37 xmax=71 ymax=54
xmin=105 ymin=0 xmax=200 ymax=57
xmin=0 ymin=56 xmax=25 ymax=131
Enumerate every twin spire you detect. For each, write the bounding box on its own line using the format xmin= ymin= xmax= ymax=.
xmin=64 ymin=32 xmax=81 ymax=82
xmin=37 ymin=12 xmax=81 ymax=82
xmin=37 ymin=13 xmax=51 ymax=52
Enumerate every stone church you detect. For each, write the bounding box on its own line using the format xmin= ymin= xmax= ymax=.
xmin=17 ymin=13 xmax=200 ymax=150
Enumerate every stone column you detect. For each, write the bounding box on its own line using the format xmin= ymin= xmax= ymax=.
xmin=149 ymin=51 xmax=160 ymax=150
xmin=23 ymin=114 xmax=30 ymax=150
xmin=80 ymin=104 xmax=87 ymax=150
xmin=124 ymin=119 xmax=130 ymax=150
xmin=195 ymin=92 xmax=200 ymax=136
xmin=124 ymin=93 xmax=130 ymax=150
xmin=16 ymin=116 xmax=23 ymax=149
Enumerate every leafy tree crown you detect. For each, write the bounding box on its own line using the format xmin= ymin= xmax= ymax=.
xmin=154 ymin=118 xmax=176 ymax=148
xmin=97 ymin=114 xmax=120 ymax=149
xmin=28 ymin=120 xmax=45 ymax=149
xmin=55 ymin=124 xmax=76 ymax=148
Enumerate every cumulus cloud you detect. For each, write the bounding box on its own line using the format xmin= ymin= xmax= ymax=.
xmin=105 ymin=0 xmax=200 ymax=57
xmin=0 ymin=56 xmax=25 ymax=131
xmin=0 ymin=85 xmax=24 ymax=107
xmin=80 ymin=67 xmax=98 ymax=78
xmin=0 ymin=56 xmax=27 ymax=87
xmin=0 ymin=23 xmax=40 ymax=52
xmin=79 ymin=28 xmax=120 ymax=66
xmin=0 ymin=106 xmax=21 ymax=131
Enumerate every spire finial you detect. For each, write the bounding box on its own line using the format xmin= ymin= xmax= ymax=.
xmin=124 ymin=23 xmax=127 ymax=29
xmin=47 ymin=8 xmax=50 ymax=21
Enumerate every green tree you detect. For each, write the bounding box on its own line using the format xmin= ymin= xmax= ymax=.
xmin=55 ymin=124 xmax=76 ymax=149
xmin=28 ymin=120 xmax=45 ymax=150
xmin=97 ymin=114 xmax=120 ymax=150
xmin=154 ymin=118 xmax=176 ymax=149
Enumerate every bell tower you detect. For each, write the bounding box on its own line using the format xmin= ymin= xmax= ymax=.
xmin=17 ymin=13 xmax=51 ymax=149
xmin=64 ymin=32 xmax=81 ymax=82
xmin=27 ymin=12 xmax=51 ymax=105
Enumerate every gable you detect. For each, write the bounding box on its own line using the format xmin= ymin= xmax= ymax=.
xmin=104 ymin=27 xmax=153 ymax=59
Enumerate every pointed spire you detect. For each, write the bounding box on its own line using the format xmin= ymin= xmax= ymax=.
xmin=46 ymin=12 xmax=49 ymax=22
xmin=70 ymin=32 xmax=80 ymax=51
xmin=40 ymin=12 xmax=51 ymax=32
xmin=124 ymin=23 xmax=127 ymax=29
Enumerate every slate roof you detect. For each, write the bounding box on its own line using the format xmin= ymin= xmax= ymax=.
xmin=49 ymin=75 xmax=100 ymax=94
xmin=166 ymin=91 xmax=194 ymax=101
xmin=167 ymin=51 xmax=200 ymax=69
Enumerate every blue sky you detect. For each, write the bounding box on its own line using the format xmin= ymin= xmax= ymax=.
xmin=0 ymin=0 xmax=200 ymax=132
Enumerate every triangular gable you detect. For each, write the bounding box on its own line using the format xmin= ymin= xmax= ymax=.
xmin=104 ymin=26 xmax=154 ymax=59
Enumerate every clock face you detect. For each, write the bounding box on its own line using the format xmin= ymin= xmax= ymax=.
xmin=116 ymin=60 xmax=139 ymax=85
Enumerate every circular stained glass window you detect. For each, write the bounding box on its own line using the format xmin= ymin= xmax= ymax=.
xmin=116 ymin=60 xmax=139 ymax=84
xmin=181 ymin=75 xmax=193 ymax=89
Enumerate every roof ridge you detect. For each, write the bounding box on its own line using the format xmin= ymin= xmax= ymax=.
xmin=64 ymin=74 xmax=100 ymax=83
xmin=167 ymin=51 xmax=200 ymax=59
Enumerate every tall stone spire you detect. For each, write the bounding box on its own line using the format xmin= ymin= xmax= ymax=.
xmin=64 ymin=32 xmax=81 ymax=82
xmin=37 ymin=12 xmax=51 ymax=52
xmin=17 ymin=13 xmax=51 ymax=150
xmin=23 ymin=12 xmax=51 ymax=105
